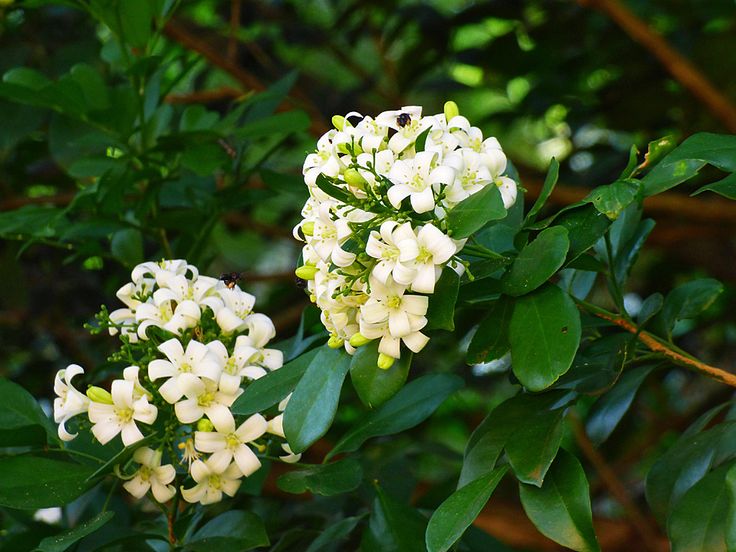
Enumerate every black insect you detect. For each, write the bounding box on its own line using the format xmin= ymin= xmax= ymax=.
xmin=295 ymin=277 xmax=308 ymax=289
xmin=396 ymin=112 xmax=411 ymax=127
xmin=220 ymin=271 xmax=243 ymax=289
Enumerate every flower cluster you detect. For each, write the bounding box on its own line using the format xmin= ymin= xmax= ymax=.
xmin=294 ymin=103 xmax=516 ymax=367
xmin=53 ymin=260 xmax=298 ymax=506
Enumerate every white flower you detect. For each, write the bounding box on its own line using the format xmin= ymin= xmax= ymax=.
xmin=153 ymin=274 xmax=219 ymax=307
xmin=496 ymin=175 xmax=518 ymax=209
xmin=178 ymin=437 xmax=200 ymax=467
xmin=123 ymin=447 xmax=176 ymax=503
xmin=135 ymin=297 xmax=200 ymax=340
xmin=131 ymin=260 xmax=198 ymax=287
xmin=361 ymin=278 xmax=428 ymax=338
xmin=181 ymin=455 xmax=242 ymax=505
xmin=123 ymin=365 xmax=152 ymax=401
xmin=395 ymin=223 xmax=457 ymax=293
xmin=148 ymin=338 xmax=222 ymax=403
xmin=280 ymin=443 xmax=301 ymax=464
xmin=194 ymin=410 xmax=267 ymax=477
xmin=174 ymin=373 xmax=240 ymax=426
xmin=443 ymin=148 xmax=494 ymax=205
xmin=53 ymin=364 xmax=90 ymax=442
xmin=201 ymin=287 xmax=256 ymax=334
xmin=303 ymin=130 xmax=344 ymax=188
xmin=387 ymin=151 xmax=455 ymax=214
xmin=266 ymin=395 xmax=290 ymax=438
xmin=375 ymin=106 xmax=428 ymax=153
xmin=88 ymin=380 xmax=157 ymax=446
xmin=365 ymin=221 xmax=417 ymax=286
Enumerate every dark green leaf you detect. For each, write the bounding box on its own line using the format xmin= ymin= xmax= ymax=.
xmin=519 ymin=449 xmax=600 ymax=552
xmin=284 ymin=346 xmax=351 ymax=453
xmin=86 ymin=432 xmax=158 ymax=482
xmin=0 ymin=377 xmax=58 ymax=446
xmin=231 ymin=347 xmax=318 ymax=415
xmin=314 ymin=173 xmax=353 ymax=204
xmin=555 ymin=205 xmax=611 ymax=262
xmin=509 ymin=284 xmax=581 ymax=391
xmin=467 ymin=296 xmax=512 ymax=364
xmin=613 ymin=219 xmax=655 ymax=287
xmin=362 ymin=486 xmax=427 ymax=552
xmin=447 ymin=185 xmax=507 ymax=239
xmin=110 ymin=228 xmax=143 ymax=267
xmin=350 ymin=342 xmax=411 ymax=408
xmin=425 ymin=467 xmax=508 ymax=552
xmin=657 ymin=278 xmax=724 ymax=339
xmin=305 ymin=515 xmax=364 ymax=552
xmin=0 ymin=455 xmax=96 ymax=509
xmin=426 ymin=268 xmax=460 ymax=330
xmin=234 ymin=110 xmax=310 ymax=139
xmin=637 ymin=293 xmax=664 ymax=327
xmin=584 ymin=180 xmax=640 ymax=220
xmin=554 ymin=334 xmax=631 ymax=395
xmin=35 ymin=511 xmax=114 ymax=552
xmin=692 ymin=171 xmax=736 ymax=199
xmin=525 ymin=158 xmax=559 ymax=225
xmin=502 ymin=226 xmax=569 ymax=296
xmin=414 ymin=127 xmax=432 ymax=152
xmin=327 ymin=374 xmax=463 ymax=459
xmin=277 ymin=458 xmax=363 ymax=496
xmin=186 ymin=511 xmax=269 ymax=552
xmin=586 ymin=365 xmax=655 ymax=445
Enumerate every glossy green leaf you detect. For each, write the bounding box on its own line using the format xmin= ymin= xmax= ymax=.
xmin=519 ymin=449 xmax=600 ymax=552
xmin=584 ymin=180 xmax=640 ymax=220
xmin=284 ymin=346 xmax=351 ymax=453
xmin=612 ymin=219 xmax=655 ymax=288
xmin=426 ymin=466 xmax=508 ymax=552
xmin=0 ymin=456 xmax=96 ymax=509
xmin=668 ymin=462 xmax=733 ymax=552
xmin=110 ymin=228 xmax=143 ymax=267
xmin=555 ymin=205 xmax=611 ymax=262
xmin=446 ymin=184 xmax=506 ymax=239
xmin=305 ymin=515 xmax=364 ymax=552
xmin=314 ymin=173 xmax=353 ymax=204
xmin=231 ymin=347 xmax=319 ymax=415
xmin=658 ymin=278 xmax=723 ymax=339
xmin=234 ymin=110 xmax=310 ymax=138
xmin=0 ymin=377 xmax=58 ymax=446
xmin=692 ymin=171 xmax=736 ymax=199
xmin=637 ymin=293 xmax=664 ymax=327
xmin=502 ymin=226 xmax=569 ymax=296
xmin=277 ymin=458 xmax=363 ymax=496
xmin=586 ymin=365 xmax=655 ymax=445
xmin=35 ymin=511 xmax=114 ymax=552
xmin=554 ymin=334 xmax=631 ymax=395
xmin=350 ymin=342 xmax=411 ymax=408
xmin=362 ymin=486 xmax=427 ymax=552
xmin=327 ymin=374 xmax=463 ymax=459
xmin=524 ymin=158 xmax=559 ymax=225
xmin=86 ymin=432 xmax=158 ymax=482
xmin=467 ymin=296 xmax=512 ymax=364
xmin=426 ymin=268 xmax=460 ymax=330
xmin=185 ymin=511 xmax=269 ymax=552
xmin=509 ymin=284 xmax=581 ymax=391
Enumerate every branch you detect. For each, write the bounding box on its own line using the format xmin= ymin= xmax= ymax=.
xmin=579 ymin=0 xmax=736 ymax=132
xmin=578 ymin=301 xmax=736 ymax=388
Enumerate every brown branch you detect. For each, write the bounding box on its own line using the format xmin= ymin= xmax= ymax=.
xmin=579 ymin=0 xmax=736 ymax=132
xmin=570 ymin=414 xmax=666 ymax=552
xmin=587 ymin=306 xmax=736 ymax=388
xmin=165 ymin=87 xmax=243 ymax=104
xmin=227 ymin=0 xmax=241 ymax=62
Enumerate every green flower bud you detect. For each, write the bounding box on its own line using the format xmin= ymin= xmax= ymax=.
xmin=332 ymin=115 xmax=346 ymax=130
xmin=348 ymin=332 xmax=372 ymax=347
xmin=444 ymin=100 xmax=460 ymax=121
xmin=327 ymin=335 xmax=344 ymax=349
xmin=377 ymin=353 xmax=396 ymax=370
xmin=295 ymin=264 xmax=318 ymax=280
xmin=301 ymin=221 xmax=315 ymax=236
xmin=197 ymin=418 xmax=214 ymax=432
xmin=344 ymin=168 xmax=367 ymax=189
xmin=86 ymin=386 xmax=113 ymax=404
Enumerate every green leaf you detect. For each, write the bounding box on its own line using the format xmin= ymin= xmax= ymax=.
xmin=0 ymin=377 xmax=59 ymax=446
xmin=524 ymin=158 xmax=559 ymax=225
xmin=586 ymin=365 xmax=655 ymax=445
xmin=519 ymin=449 xmax=600 ymax=552
xmin=234 ymin=110 xmax=310 ymax=139
xmin=350 ymin=342 xmax=411 ymax=408
xmin=0 ymin=455 xmax=96 ymax=509
xmin=86 ymin=432 xmax=158 ymax=482
xmin=556 ymin=205 xmax=611 ymax=262
xmin=459 ymin=391 xmax=572 ymax=488
xmin=509 ymin=284 xmax=581 ymax=391
xmin=502 ymin=226 xmax=569 ymax=296
xmin=584 ymin=180 xmax=640 ymax=220
xmin=185 ymin=511 xmax=269 ymax=552
xmin=117 ymin=0 xmax=154 ymax=49
xmin=314 ymin=173 xmax=353 ymax=204
xmin=414 ymin=127 xmax=432 ymax=152
xmin=277 ymin=458 xmax=363 ymax=496
xmin=305 ymin=515 xmax=364 ymax=552
xmin=447 ymin=184 xmax=507 ymax=239
xmin=553 ymin=334 xmax=631 ymax=395
xmin=35 ymin=511 xmax=114 ymax=552
xmin=283 ymin=346 xmax=351 ymax=453
xmin=362 ymin=486 xmax=427 ymax=552
xmin=425 ymin=467 xmax=508 ymax=552
xmin=637 ymin=293 xmax=664 ymax=327
xmin=668 ymin=462 xmax=734 ymax=552
xmin=467 ymin=296 xmax=512 ymax=364
xmin=692 ymin=171 xmax=736 ymax=199
xmin=327 ymin=374 xmax=463 ymax=459
xmin=638 ymin=135 xmax=677 ymax=172
xmin=425 ymin=268 xmax=460 ymax=330
xmin=231 ymin=347 xmax=318 ymax=415
xmin=110 ymin=228 xmax=143 ymax=267
xmin=657 ymin=278 xmax=724 ymax=339
xmin=612 ymin=219 xmax=655 ymax=288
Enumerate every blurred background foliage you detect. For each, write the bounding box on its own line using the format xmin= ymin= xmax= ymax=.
xmin=1 ymin=0 xmax=736 ymax=550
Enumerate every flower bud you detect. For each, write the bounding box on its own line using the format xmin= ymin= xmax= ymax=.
xmin=444 ymin=100 xmax=459 ymax=121
xmin=348 ymin=333 xmax=371 ymax=347
xmin=86 ymin=386 xmax=113 ymax=404
xmin=327 ymin=335 xmax=344 ymax=349
xmin=332 ymin=115 xmax=346 ymax=130
xmin=344 ymin=168 xmax=366 ymax=189
xmin=377 ymin=353 xmax=395 ymax=370
xmin=295 ymin=264 xmax=318 ymax=280
xmin=301 ymin=221 xmax=315 ymax=236
xmin=196 ymin=418 xmax=214 ymax=432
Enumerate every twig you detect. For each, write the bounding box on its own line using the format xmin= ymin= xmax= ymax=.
xmin=579 ymin=0 xmax=736 ymax=132
xmin=165 ymin=87 xmax=243 ymax=104
xmin=569 ymin=414 xmax=665 ymax=552
xmin=227 ymin=0 xmax=241 ymax=62
xmin=578 ymin=300 xmax=736 ymax=388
